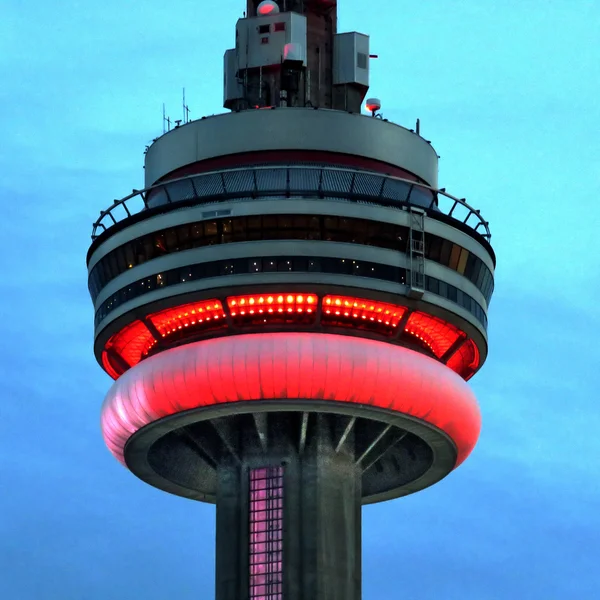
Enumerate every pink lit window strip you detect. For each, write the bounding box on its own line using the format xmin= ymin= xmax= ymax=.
xmin=249 ymin=466 xmax=284 ymax=600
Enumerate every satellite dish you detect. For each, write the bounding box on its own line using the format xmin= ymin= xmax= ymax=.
xmin=257 ymin=0 xmax=280 ymax=15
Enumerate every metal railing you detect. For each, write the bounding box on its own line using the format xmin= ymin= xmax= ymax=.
xmin=91 ymin=165 xmax=491 ymax=242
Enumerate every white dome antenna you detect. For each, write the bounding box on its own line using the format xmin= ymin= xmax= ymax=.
xmin=365 ymin=98 xmax=381 ymax=116
xmin=257 ymin=0 xmax=280 ymax=15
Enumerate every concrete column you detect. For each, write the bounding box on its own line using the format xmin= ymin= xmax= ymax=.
xmin=215 ymin=415 xmax=361 ymax=600
xmin=284 ymin=414 xmax=362 ymax=600
xmin=215 ymin=458 xmax=249 ymax=600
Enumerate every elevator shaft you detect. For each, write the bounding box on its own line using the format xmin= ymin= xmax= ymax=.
xmin=215 ymin=414 xmax=362 ymax=600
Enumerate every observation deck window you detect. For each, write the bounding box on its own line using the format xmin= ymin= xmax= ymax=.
xmin=94 ymin=253 xmax=488 ymax=331
xmin=89 ymin=214 xmax=494 ymax=305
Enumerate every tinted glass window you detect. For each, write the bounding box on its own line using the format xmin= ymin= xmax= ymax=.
xmin=439 ymin=240 xmax=452 ymax=266
xmin=457 ymin=248 xmax=469 ymax=275
xmin=94 ymin=254 xmax=487 ymax=330
xmin=448 ymin=244 xmax=461 ymax=271
xmin=90 ymin=214 xmax=494 ymax=306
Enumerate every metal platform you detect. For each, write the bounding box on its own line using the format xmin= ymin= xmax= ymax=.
xmin=91 ymin=165 xmax=491 ymax=243
xmin=124 ymin=399 xmax=457 ymax=505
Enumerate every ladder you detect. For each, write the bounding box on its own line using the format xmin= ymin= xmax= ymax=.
xmin=407 ymin=207 xmax=426 ymax=298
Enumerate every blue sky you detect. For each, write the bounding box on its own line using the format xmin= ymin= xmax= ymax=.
xmin=1 ymin=0 xmax=599 ymax=598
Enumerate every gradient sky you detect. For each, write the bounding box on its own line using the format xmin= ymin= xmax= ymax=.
xmin=1 ymin=0 xmax=599 ymax=598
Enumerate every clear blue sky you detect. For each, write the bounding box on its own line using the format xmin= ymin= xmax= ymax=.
xmin=1 ymin=0 xmax=599 ymax=598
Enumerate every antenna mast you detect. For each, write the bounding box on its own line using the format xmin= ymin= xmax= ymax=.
xmin=183 ymin=88 xmax=190 ymax=124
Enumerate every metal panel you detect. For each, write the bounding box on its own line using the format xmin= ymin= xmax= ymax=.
xmin=145 ymin=109 xmax=438 ymax=188
xmin=352 ymin=172 xmax=383 ymax=196
xmin=193 ymin=172 xmax=226 ymax=197
xmin=333 ymin=32 xmax=370 ymax=87
xmin=163 ymin=179 xmax=196 ymax=203
xmin=382 ymin=178 xmax=412 ymax=203
xmin=255 ymin=168 xmax=287 ymax=191
xmin=221 ymin=169 xmax=255 ymax=194
xmin=288 ymin=168 xmax=321 ymax=191
xmin=224 ymin=48 xmax=244 ymax=105
xmin=321 ymin=169 xmax=354 ymax=193
xmin=236 ymin=13 xmax=307 ymax=70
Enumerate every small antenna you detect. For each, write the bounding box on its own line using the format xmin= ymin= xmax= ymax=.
xmin=162 ymin=104 xmax=173 ymax=132
xmin=416 ymin=118 xmax=421 ymax=135
xmin=183 ymin=88 xmax=190 ymax=123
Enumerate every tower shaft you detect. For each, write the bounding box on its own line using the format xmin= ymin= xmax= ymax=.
xmin=216 ymin=414 xmax=361 ymax=600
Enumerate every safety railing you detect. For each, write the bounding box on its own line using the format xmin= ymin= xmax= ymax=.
xmin=91 ymin=165 xmax=491 ymax=242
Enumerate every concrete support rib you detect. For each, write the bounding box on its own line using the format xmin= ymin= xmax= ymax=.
xmin=356 ymin=423 xmax=393 ymax=466
xmin=299 ymin=412 xmax=309 ymax=455
xmin=362 ymin=431 xmax=408 ymax=474
xmin=335 ymin=416 xmax=356 ymax=453
xmin=181 ymin=427 xmax=218 ymax=469
xmin=211 ymin=418 xmax=241 ymax=464
xmin=252 ymin=412 xmax=268 ymax=452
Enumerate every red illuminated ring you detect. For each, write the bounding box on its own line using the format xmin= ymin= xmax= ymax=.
xmin=101 ymin=332 xmax=480 ymax=470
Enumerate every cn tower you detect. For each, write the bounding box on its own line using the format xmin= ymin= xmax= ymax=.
xmin=88 ymin=1 xmax=495 ymax=598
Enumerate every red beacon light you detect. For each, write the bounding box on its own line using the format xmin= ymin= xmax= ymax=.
xmin=257 ymin=0 xmax=280 ymax=15
xmin=365 ymin=97 xmax=381 ymax=116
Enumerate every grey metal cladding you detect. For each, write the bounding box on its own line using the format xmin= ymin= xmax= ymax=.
xmin=288 ymin=168 xmax=321 ymax=191
xmin=222 ymin=170 xmax=256 ymax=194
xmin=163 ymin=178 xmax=196 ymax=203
xmin=322 ymin=169 xmax=354 ymax=192
xmin=352 ymin=171 xmax=386 ymax=196
xmin=382 ymin=178 xmax=413 ymax=202
xmin=255 ymin=168 xmax=287 ymax=190
xmin=195 ymin=172 xmax=225 ymax=195
xmin=144 ymin=108 xmax=439 ymax=188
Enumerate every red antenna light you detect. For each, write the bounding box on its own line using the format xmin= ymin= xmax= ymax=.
xmin=257 ymin=0 xmax=279 ymax=15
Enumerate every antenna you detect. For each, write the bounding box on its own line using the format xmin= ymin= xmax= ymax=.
xmin=162 ymin=104 xmax=172 ymax=133
xmin=365 ymin=98 xmax=381 ymax=117
xmin=183 ymin=88 xmax=190 ymax=123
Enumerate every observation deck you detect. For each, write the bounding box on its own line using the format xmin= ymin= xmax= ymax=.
xmin=88 ymin=158 xmax=494 ymax=376
xmin=89 ymin=107 xmax=495 ymax=505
